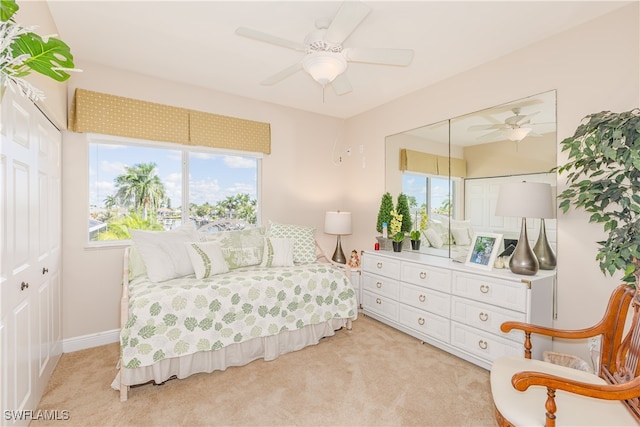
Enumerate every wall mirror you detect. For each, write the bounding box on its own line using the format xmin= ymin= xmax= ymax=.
xmin=385 ymin=90 xmax=557 ymax=260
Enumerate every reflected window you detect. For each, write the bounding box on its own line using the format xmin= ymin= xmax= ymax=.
xmin=402 ymin=173 xmax=457 ymax=219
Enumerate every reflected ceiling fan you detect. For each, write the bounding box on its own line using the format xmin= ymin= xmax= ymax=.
xmin=468 ymin=108 xmax=542 ymax=142
xmin=235 ymin=1 xmax=414 ymax=95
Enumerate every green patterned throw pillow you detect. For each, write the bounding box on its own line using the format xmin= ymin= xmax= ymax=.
xmin=184 ymin=241 xmax=229 ymax=279
xmin=268 ymin=222 xmax=316 ymax=264
xmin=200 ymin=226 xmax=265 ymax=269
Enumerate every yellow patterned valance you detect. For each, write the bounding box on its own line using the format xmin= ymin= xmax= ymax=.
xmin=400 ymin=149 xmax=466 ymax=178
xmin=68 ymin=89 xmax=271 ymax=154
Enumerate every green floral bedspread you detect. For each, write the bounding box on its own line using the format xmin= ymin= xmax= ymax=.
xmin=121 ymin=263 xmax=357 ymax=368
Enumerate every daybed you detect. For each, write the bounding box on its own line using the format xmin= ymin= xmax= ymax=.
xmin=111 ymin=222 xmax=358 ymax=401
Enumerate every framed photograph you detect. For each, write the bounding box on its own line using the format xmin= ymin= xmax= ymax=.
xmin=465 ymin=232 xmax=503 ymax=271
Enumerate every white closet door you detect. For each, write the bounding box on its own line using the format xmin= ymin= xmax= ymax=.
xmin=1 ymin=90 xmax=62 ymax=426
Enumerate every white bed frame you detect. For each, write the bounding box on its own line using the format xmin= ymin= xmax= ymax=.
xmin=117 ymin=240 xmax=353 ymax=401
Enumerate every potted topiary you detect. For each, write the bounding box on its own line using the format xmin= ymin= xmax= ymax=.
xmin=556 ymin=108 xmax=640 ymax=286
xmin=376 ymin=192 xmax=394 ymax=250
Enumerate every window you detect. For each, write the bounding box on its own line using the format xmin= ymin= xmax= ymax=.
xmin=402 ymin=173 xmax=461 ymax=223
xmin=88 ymin=136 xmax=260 ymax=242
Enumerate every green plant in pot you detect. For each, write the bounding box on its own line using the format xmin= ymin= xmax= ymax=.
xmin=390 ymin=208 xmax=405 ymax=252
xmin=556 ymin=108 xmax=640 ymax=286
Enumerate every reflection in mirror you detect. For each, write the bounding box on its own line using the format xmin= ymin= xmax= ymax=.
xmin=385 ymin=90 xmax=557 ymax=261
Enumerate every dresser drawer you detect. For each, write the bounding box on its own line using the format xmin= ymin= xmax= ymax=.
xmin=362 ymin=273 xmax=399 ymax=299
xmin=362 ymin=254 xmax=401 ymax=280
xmin=400 ymin=283 xmax=450 ymax=318
xmin=450 ymin=296 xmax=525 ymax=343
xmin=452 ymin=272 xmax=528 ymax=312
xmin=450 ymin=322 xmax=522 ymax=363
xmin=399 ymin=304 xmax=450 ymax=343
xmin=363 ymin=290 xmax=398 ymax=321
xmin=401 ymin=262 xmax=452 ymax=293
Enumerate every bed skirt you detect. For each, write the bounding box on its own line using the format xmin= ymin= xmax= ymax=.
xmin=112 ymin=318 xmax=349 ymax=395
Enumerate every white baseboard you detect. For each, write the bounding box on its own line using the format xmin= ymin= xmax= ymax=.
xmin=62 ymin=329 xmax=120 ymax=353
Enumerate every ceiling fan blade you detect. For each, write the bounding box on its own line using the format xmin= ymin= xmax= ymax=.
xmin=476 ymin=130 xmax=505 ymax=141
xmin=261 ymin=62 xmax=303 ymax=85
xmin=236 ymin=27 xmax=307 ymax=52
xmin=343 ymin=48 xmax=414 ymax=66
xmin=468 ymin=123 xmax=504 ymax=131
xmin=324 ymin=1 xmax=372 ymax=45
xmin=331 ymin=73 xmax=352 ymax=95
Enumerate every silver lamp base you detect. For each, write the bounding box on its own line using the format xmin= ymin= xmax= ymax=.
xmin=332 ymin=235 xmax=346 ymax=264
xmin=533 ymin=219 xmax=556 ymax=270
xmin=509 ymin=218 xmax=539 ymax=276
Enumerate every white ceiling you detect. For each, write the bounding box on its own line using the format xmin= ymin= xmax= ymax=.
xmin=46 ymin=1 xmax=630 ymax=119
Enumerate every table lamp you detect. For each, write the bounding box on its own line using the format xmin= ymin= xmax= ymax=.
xmin=495 ymin=182 xmax=554 ymax=275
xmin=324 ymin=211 xmax=352 ymax=264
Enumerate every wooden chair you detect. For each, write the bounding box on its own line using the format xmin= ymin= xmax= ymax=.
xmin=490 ymin=284 xmax=640 ymax=426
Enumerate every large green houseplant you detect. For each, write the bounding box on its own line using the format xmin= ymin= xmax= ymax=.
xmin=1 ymin=0 xmax=76 ymax=101
xmin=557 ymin=109 xmax=640 ymax=285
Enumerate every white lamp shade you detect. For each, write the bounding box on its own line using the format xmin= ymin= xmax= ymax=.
xmin=505 ymin=127 xmax=532 ymax=142
xmin=302 ymin=52 xmax=347 ymax=85
xmin=324 ymin=211 xmax=352 ymax=235
xmin=495 ymin=182 xmax=554 ymax=219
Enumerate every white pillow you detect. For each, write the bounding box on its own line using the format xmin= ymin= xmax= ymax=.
xmin=451 ymin=227 xmax=472 ymax=246
xmin=261 ymin=237 xmax=295 ymax=267
xmin=129 ymin=223 xmax=198 ymax=282
xmin=184 ymin=241 xmax=229 ymax=279
xmin=425 ymin=228 xmax=443 ymax=248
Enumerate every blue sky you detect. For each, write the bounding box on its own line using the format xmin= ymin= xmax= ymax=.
xmin=89 ymin=143 xmax=257 ymax=209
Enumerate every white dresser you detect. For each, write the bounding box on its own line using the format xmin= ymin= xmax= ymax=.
xmin=361 ymin=250 xmax=555 ymax=370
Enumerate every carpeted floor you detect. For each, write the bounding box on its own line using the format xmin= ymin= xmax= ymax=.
xmin=32 ymin=316 xmax=496 ymax=426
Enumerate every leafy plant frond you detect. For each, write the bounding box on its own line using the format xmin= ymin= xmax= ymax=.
xmin=557 ymin=109 xmax=640 ymax=285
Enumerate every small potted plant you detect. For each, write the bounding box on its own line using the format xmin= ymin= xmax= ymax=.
xmin=410 ymin=207 xmax=428 ymax=250
xmin=410 ymin=230 xmax=421 ymax=250
xmin=390 ymin=209 xmax=405 ymax=252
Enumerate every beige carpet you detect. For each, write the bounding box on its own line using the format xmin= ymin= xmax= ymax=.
xmin=32 ymin=316 xmax=496 ymax=426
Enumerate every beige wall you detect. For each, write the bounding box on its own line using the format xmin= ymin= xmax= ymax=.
xmin=20 ymin=1 xmax=640 ymax=361
xmin=343 ymin=3 xmax=639 ymax=360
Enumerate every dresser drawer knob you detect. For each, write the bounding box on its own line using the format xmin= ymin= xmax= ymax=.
xmin=418 ymin=294 xmax=426 ymax=302
xmin=418 ymin=317 xmax=425 ymax=326
xmin=480 ymin=284 xmax=490 ymax=294
xmin=376 ymin=281 xmax=382 ymax=288
xmin=376 ymin=298 xmax=382 ymax=305
xmin=419 ymin=271 xmax=427 ymax=280
xmin=479 ymin=312 xmax=489 ymax=322
xmin=376 ymin=262 xmax=383 ymax=269
xmin=478 ymin=340 xmax=488 ymax=350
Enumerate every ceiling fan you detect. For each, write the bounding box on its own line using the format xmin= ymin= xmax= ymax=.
xmin=235 ymin=1 xmax=414 ymax=95
xmin=468 ymin=108 xmax=542 ymax=142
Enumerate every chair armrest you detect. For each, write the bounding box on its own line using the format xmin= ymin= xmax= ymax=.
xmin=501 ymin=321 xmax=604 ymax=340
xmin=512 ymin=370 xmax=640 ymax=401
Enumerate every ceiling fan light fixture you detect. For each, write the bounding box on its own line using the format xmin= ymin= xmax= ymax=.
xmin=505 ymin=127 xmax=532 ymax=142
xmin=302 ymin=51 xmax=347 ymax=86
